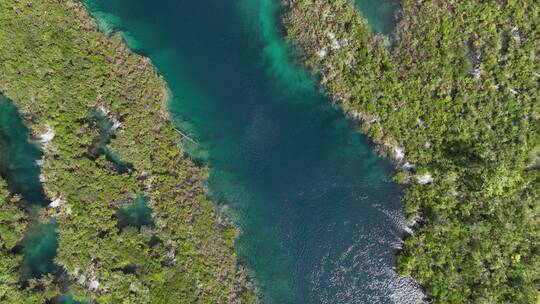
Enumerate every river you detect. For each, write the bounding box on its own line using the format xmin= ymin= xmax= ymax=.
xmin=83 ymin=1 xmax=422 ymax=303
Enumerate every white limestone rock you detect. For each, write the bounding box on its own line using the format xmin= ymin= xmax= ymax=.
xmin=416 ymin=173 xmax=433 ymax=185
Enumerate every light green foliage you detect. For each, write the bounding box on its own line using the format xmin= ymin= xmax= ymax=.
xmin=286 ymin=0 xmax=539 ymax=303
xmin=0 ymin=1 xmax=254 ymax=303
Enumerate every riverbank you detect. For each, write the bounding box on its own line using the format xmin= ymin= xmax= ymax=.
xmin=284 ymin=0 xmax=539 ymax=303
xmin=0 ymin=1 xmax=254 ymax=302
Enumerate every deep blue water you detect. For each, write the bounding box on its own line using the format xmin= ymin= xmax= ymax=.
xmin=84 ymin=1 xmax=423 ymax=303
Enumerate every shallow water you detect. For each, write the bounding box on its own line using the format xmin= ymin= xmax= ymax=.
xmin=0 ymin=97 xmax=59 ymax=279
xmin=87 ymin=108 xmax=133 ymax=173
xmin=84 ymin=1 xmax=423 ymax=303
xmin=20 ymin=220 xmax=60 ymax=280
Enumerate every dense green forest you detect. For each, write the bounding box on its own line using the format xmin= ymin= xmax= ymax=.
xmin=285 ymin=0 xmax=539 ymax=303
xmin=0 ymin=1 xmax=254 ymax=303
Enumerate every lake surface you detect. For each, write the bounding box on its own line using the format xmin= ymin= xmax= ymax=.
xmin=84 ymin=1 xmax=423 ymax=303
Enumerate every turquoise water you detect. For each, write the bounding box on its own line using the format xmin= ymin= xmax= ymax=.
xmin=0 ymin=97 xmax=68 ymax=300
xmin=353 ymin=0 xmax=401 ymax=35
xmin=0 ymin=96 xmax=59 ymax=280
xmin=19 ymin=220 xmax=60 ymax=280
xmin=52 ymin=293 xmax=86 ymax=304
xmin=84 ymin=1 xmax=423 ymax=303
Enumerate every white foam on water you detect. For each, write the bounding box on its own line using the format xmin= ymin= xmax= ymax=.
xmin=308 ymin=219 xmax=426 ymax=303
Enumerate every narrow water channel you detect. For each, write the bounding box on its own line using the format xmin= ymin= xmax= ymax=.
xmin=84 ymin=1 xmax=423 ymax=303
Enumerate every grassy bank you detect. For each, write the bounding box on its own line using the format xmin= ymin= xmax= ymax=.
xmin=285 ymin=0 xmax=539 ymax=303
xmin=0 ymin=0 xmax=254 ymax=302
